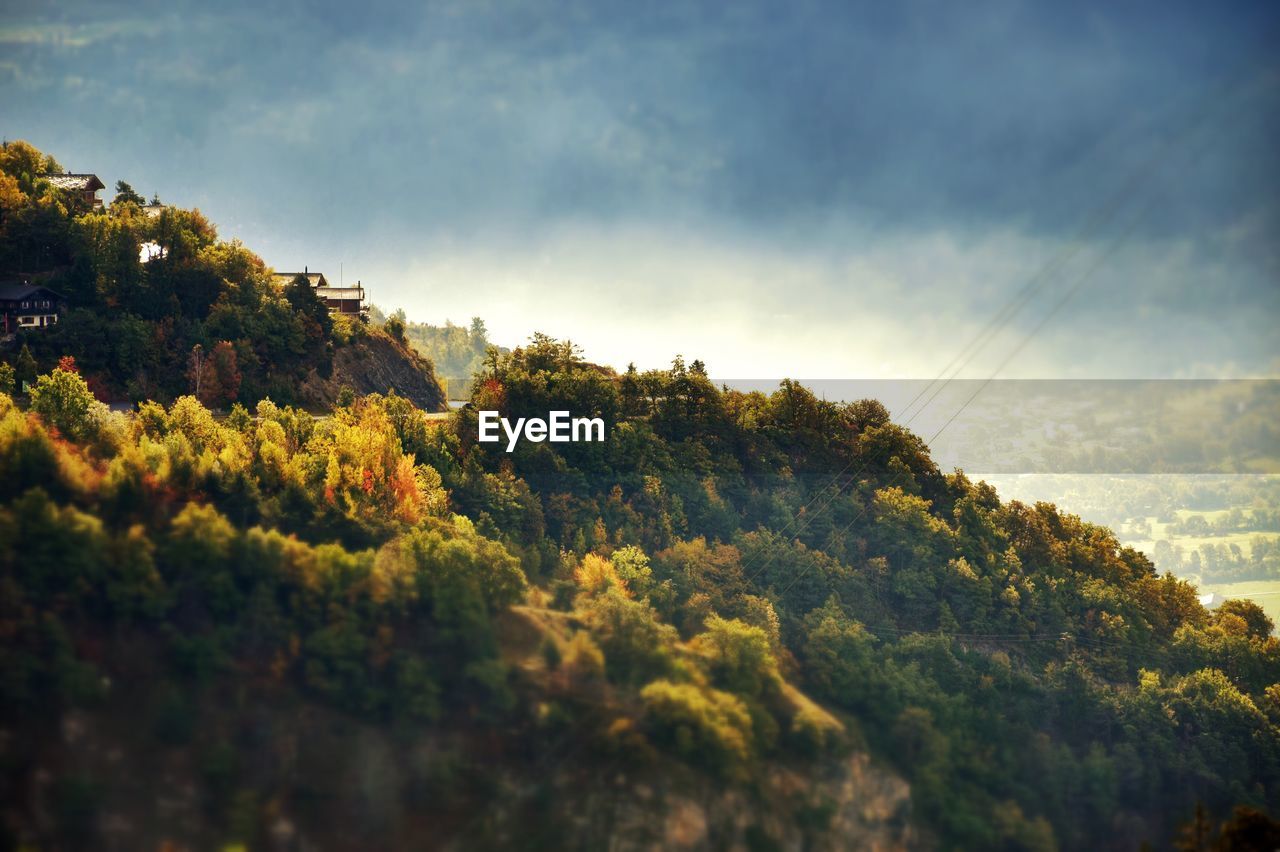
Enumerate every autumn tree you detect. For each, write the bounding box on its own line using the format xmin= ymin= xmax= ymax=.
xmin=209 ymin=340 xmax=241 ymax=406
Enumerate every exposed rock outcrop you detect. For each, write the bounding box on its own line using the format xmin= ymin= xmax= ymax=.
xmin=300 ymin=331 xmax=448 ymax=411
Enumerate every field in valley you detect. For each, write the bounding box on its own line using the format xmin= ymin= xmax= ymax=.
xmin=981 ymin=473 xmax=1280 ymax=622
xmin=1196 ymin=579 xmax=1280 ymax=623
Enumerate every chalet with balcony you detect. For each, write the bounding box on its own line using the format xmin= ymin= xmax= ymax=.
xmin=0 ymin=282 xmax=64 ymax=335
xmin=315 ymin=282 xmax=366 ymax=315
xmin=41 ymin=172 xmax=105 ymax=210
xmin=271 ymin=267 xmax=367 ymax=316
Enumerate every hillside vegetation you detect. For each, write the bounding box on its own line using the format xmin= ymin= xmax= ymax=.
xmin=0 ymin=337 xmax=1276 ymax=849
xmin=0 ymin=143 xmax=1277 ymax=851
xmin=0 ymin=140 xmax=445 ymax=411
xmin=369 ymin=306 xmax=505 ymax=399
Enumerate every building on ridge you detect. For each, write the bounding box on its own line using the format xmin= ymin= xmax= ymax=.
xmin=40 ymin=172 xmax=105 ymax=210
xmin=270 ymin=266 xmax=367 ymax=316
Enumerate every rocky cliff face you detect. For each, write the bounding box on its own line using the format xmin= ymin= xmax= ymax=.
xmin=469 ymin=750 xmax=917 ymax=851
xmin=300 ymin=331 xmax=448 ymax=411
xmin=17 ymin=687 xmax=916 ymax=852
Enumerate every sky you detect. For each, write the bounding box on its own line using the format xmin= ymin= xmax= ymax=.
xmin=1 ymin=0 xmax=1277 ymax=379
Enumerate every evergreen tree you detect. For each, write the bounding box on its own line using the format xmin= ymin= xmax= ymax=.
xmin=14 ymin=343 xmax=37 ymax=391
xmin=112 ymin=180 xmax=145 ymax=207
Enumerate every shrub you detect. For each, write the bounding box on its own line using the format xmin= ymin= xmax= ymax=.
xmin=584 ymin=588 xmax=676 ymax=685
xmin=640 ymin=679 xmax=754 ymax=773
xmin=562 ymin=631 xmax=605 ymax=685
xmin=691 ymin=614 xmax=780 ymax=699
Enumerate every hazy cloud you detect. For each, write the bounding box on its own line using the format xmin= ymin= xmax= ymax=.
xmin=2 ymin=0 xmax=1276 ymax=376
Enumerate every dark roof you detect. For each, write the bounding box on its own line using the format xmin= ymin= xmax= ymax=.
xmin=0 ymin=283 xmax=63 ymax=301
xmin=42 ymin=173 xmax=105 ymax=192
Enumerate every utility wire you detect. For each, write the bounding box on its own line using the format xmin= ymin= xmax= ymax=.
xmin=739 ymin=63 xmax=1251 ymax=590
xmin=736 ymin=56 xmax=1257 ymax=574
xmin=773 ymin=107 xmax=1232 ymax=602
xmin=451 ymin=48 xmax=1269 ymax=847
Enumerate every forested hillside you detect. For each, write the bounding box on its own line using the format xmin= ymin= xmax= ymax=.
xmin=0 ymin=333 xmax=1277 ymax=850
xmin=0 ymin=141 xmax=445 ymax=410
xmin=369 ymin=305 xmax=505 ymax=398
xmin=0 ymin=141 xmax=1277 ymax=851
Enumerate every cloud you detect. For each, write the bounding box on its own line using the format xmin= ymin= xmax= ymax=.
xmin=374 ymin=219 xmax=1279 ymax=379
xmin=2 ymin=0 xmax=1276 ymax=377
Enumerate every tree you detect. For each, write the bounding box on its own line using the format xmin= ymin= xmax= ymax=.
xmin=187 ymin=344 xmax=210 ymax=402
xmin=1175 ymin=803 xmax=1213 ymax=852
xmin=1216 ymin=599 xmax=1272 ymax=639
xmin=574 ymin=552 xmax=621 ymax=595
xmin=1215 ymin=806 xmax=1280 ymax=851
xmin=611 ymin=545 xmax=661 ymax=601
xmin=29 ymin=367 xmax=99 ymax=441
xmin=0 ymin=139 xmax=62 ymax=195
xmin=0 ymin=362 xmax=13 ymax=395
xmin=15 ymin=344 xmax=37 ymax=391
xmin=182 ymin=339 xmax=239 ymax=408
xmin=692 ymin=614 xmax=779 ymax=699
xmin=0 ymin=171 xmax=26 ymax=225
xmin=469 ymin=316 xmax=487 ymax=345
xmin=892 ymin=706 xmax=948 ymax=767
xmin=209 ymin=340 xmax=241 ymax=406
xmin=801 ymin=599 xmax=885 ymax=720
xmin=385 ymin=314 xmax=406 ymax=343
xmin=640 ymin=680 xmax=754 ymax=773
xmin=284 ymin=274 xmax=333 ymax=359
xmin=585 ymin=588 xmax=677 ymax=685
xmin=112 ymin=180 xmax=144 ymax=207
xmin=4 ymin=196 xmax=73 ymax=269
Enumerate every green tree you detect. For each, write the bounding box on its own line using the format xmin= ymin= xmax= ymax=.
xmin=29 ymin=367 xmax=100 ymax=442
xmin=692 ymin=614 xmax=780 ymax=699
xmin=15 ymin=343 xmax=37 ymax=391
xmin=385 ymin=313 xmax=406 ymax=343
xmin=640 ymin=679 xmax=754 ymax=773
xmin=112 ymin=180 xmax=145 ymax=207
xmin=585 ymin=588 xmax=677 ymax=685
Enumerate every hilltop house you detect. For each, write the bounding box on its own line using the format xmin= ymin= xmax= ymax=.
xmin=270 ymin=267 xmax=366 ymax=316
xmin=0 ymin=282 xmax=64 ymax=335
xmin=41 ymin=172 xmax=105 ymax=209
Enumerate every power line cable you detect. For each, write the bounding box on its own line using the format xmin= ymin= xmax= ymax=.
xmin=774 ymin=170 xmax=1213 ymax=603
xmin=738 ymin=56 xmax=1257 ymax=569
xmin=740 ymin=64 xmax=1252 ymax=590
